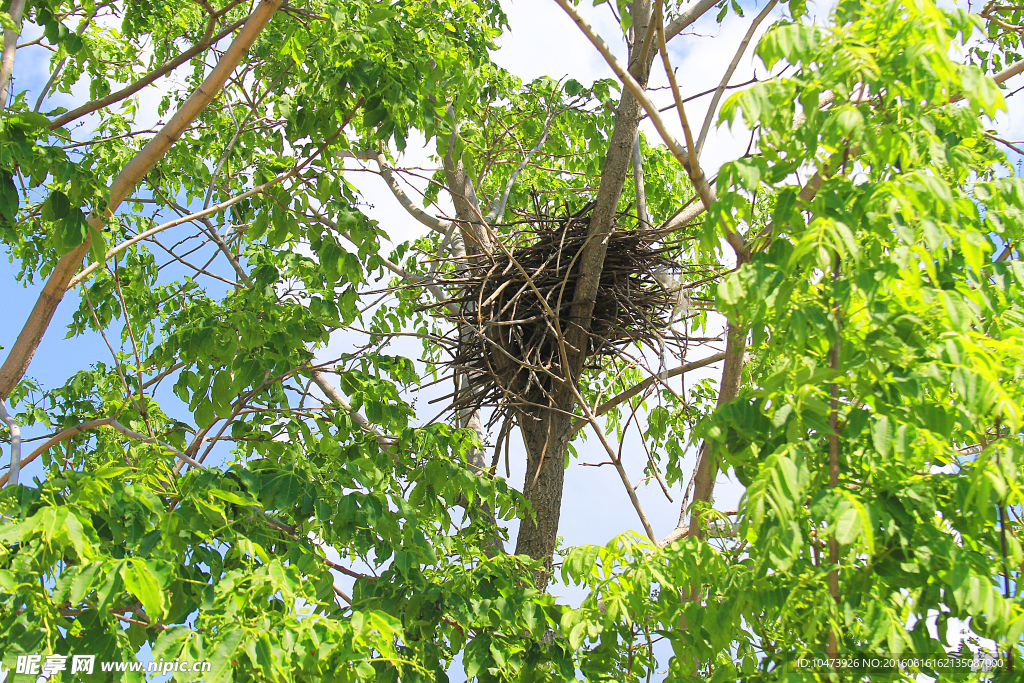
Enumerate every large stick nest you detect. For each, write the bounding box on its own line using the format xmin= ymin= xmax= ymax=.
xmin=433 ymin=202 xmax=685 ymax=425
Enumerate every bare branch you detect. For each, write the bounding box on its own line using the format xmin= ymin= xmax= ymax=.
xmin=0 ymin=0 xmax=27 ymax=115
xmin=554 ymin=0 xmax=691 ymax=170
xmin=663 ymin=0 xmax=720 ymax=42
xmin=70 ymin=128 xmax=339 ymax=290
xmin=0 ymin=400 xmax=21 ymax=486
xmin=34 ymin=8 xmax=96 ymax=112
xmin=695 ymin=0 xmax=779 ymax=155
xmin=992 ymin=57 xmax=1024 ymax=86
xmin=365 ymin=152 xmax=453 ymax=235
xmin=48 ymin=9 xmax=250 ymax=130
xmin=570 ymin=351 xmax=726 ymax=435
xmin=567 ymin=370 xmax=658 ymax=542
xmin=659 ymin=197 xmax=705 ymax=232
xmin=632 ymin=134 xmax=650 ymax=230
xmin=486 ymin=108 xmax=558 ymax=223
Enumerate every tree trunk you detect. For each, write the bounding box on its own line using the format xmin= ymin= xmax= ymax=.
xmin=513 ymin=0 xmax=653 ymax=587
xmin=684 ymin=315 xmax=747 ymax=538
xmin=514 ymin=404 xmax=573 ymax=590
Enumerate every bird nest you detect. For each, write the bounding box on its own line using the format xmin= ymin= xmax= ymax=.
xmin=431 ymin=203 xmax=683 ymax=425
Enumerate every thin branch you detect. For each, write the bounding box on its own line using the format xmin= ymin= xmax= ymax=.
xmin=363 ymin=152 xmax=453 ymax=235
xmin=695 ymin=0 xmax=778 ymax=155
xmin=655 ymin=0 xmax=722 ymax=231
xmin=486 ymin=107 xmax=558 ymax=223
xmin=0 ymin=417 xmax=206 ymax=488
xmin=553 ymin=0 xmax=691 ymax=169
xmin=574 ymin=386 xmax=658 ymax=543
xmin=81 ymin=287 xmax=150 ymax=429
xmin=0 ymin=400 xmax=21 ymax=486
xmin=570 ymin=351 xmax=726 ymax=434
xmin=632 ymin=134 xmax=650 ymax=230
xmin=0 ymin=0 xmax=27 ymax=114
xmin=49 ymin=8 xmax=250 ymax=129
xmin=69 ymin=127 xmax=339 ymax=289
xmin=34 ymin=8 xmax=96 ymax=112
xmin=663 ymin=0 xmax=720 ymax=42
xmin=655 ymin=76 xmax=758 ymax=111
xmin=0 ymin=0 xmax=285 ymax=401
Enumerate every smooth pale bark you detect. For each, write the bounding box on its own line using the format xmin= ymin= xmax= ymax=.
xmin=0 ymin=0 xmax=26 ymax=114
xmin=0 ymin=400 xmax=21 ymax=486
xmin=0 ymin=0 xmax=284 ymax=401
xmin=440 ymin=131 xmax=506 ymax=557
xmin=632 ymin=135 xmax=650 ymax=230
xmin=444 ymin=158 xmax=493 ymax=255
xmin=374 ymin=152 xmax=452 ymax=235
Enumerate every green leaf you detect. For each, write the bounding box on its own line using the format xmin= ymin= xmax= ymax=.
xmin=41 ymin=190 xmax=71 ymax=221
xmin=123 ymin=558 xmax=166 ymax=620
xmin=871 ymin=415 xmax=894 ymax=457
xmin=835 ymin=504 xmax=861 ymax=545
xmin=87 ymin=221 xmax=107 ymax=266
xmin=69 ymin=563 xmax=102 ymax=604
xmin=0 ymin=173 xmax=17 ymax=221
xmin=206 ymin=628 xmax=243 ymax=683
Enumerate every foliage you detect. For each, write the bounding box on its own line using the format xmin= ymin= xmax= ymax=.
xmin=0 ymin=0 xmax=1022 ymax=681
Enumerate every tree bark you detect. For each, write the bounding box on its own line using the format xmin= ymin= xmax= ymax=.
xmin=684 ymin=316 xmax=747 ymax=538
xmin=513 ymin=0 xmax=654 ymax=584
xmin=0 ymin=0 xmax=26 ymax=114
xmin=560 ymin=0 xmax=653 ymax=392
xmin=440 ymin=131 xmax=506 ymax=556
xmin=514 ymin=404 xmax=572 ymax=590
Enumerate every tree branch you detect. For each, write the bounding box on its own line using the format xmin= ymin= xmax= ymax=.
xmin=570 ymin=351 xmax=725 ymax=434
xmin=70 ymin=126 xmax=337 ymax=290
xmin=0 ymin=416 xmax=206 ymax=488
xmin=0 ymin=400 xmax=21 ymax=486
xmin=371 ymin=152 xmax=453 ymax=235
xmin=655 ymin=0 xmax=721 ymax=227
xmin=309 ymin=370 xmax=397 ymax=454
xmin=632 ymin=134 xmax=650 ymax=230
xmin=554 ymin=0 xmax=691 ymax=170
xmin=443 ymin=112 xmax=493 ymax=255
xmin=0 ymin=0 xmax=285 ymax=401
xmin=663 ymin=0 xmax=720 ymax=42
xmin=576 ymin=393 xmax=658 ymax=542
xmin=682 ymin=318 xmax=747 ymax=539
xmin=695 ymin=0 xmax=778 ymax=155
xmin=486 ymin=107 xmax=558 ymax=223
xmin=0 ymin=0 xmax=26 ymax=115
xmin=34 ymin=8 xmax=96 ymax=112
xmin=48 ymin=8 xmax=250 ymax=130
